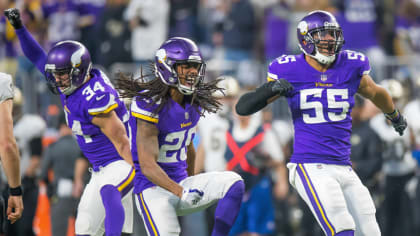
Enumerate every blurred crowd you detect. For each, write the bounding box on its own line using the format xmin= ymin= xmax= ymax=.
xmin=1 ymin=0 xmax=420 ymax=235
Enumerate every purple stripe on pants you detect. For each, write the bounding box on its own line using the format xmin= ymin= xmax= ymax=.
xmin=296 ymin=164 xmax=335 ymax=236
xmin=137 ymin=193 xmax=160 ymax=236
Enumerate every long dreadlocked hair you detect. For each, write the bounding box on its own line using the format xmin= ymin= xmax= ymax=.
xmin=115 ymin=64 xmax=225 ymax=116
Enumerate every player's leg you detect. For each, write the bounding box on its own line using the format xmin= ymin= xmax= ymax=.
xmin=100 ymin=184 xmax=125 ymax=236
xmin=341 ymin=167 xmax=380 ymax=236
xmin=176 ymin=171 xmax=244 ymax=236
xmin=75 ymin=172 xmax=105 ymax=236
xmin=101 ymin=161 xmax=135 ymax=236
xmin=135 ymin=187 xmax=180 ymax=236
xmin=287 ymin=163 xmax=355 ymax=236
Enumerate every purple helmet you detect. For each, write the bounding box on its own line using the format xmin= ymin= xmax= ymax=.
xmin=154 ymin=37 xmax=205 ymax=95
xmin=297 ymin=10 xmax=344 ymax=65
xmin=45 ymin=40 xmax=92 ymax=95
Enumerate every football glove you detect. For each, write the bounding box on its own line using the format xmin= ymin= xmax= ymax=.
xmin=4 ymin=8 xmax=23 ymax=29
xmin=385 ymin=109 xmax=407 ymax=136
xmin=180 ymin=188 xmax=204 ymax=206
xmin=271 ymin=79 xmax=294 ymax=96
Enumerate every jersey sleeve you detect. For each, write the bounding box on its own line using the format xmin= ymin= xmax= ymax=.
xmin=358 ymin=53 xmax=371 ymax=77
xmin=267 ymin=58 xmax=280 ymax=82
xmin=0 ymin=73 xmax=14 ymax=103
xmin=130 ymin=97 xmax=159 ymax=124
xmin=86 ymin=92 xmax=119 ymax=117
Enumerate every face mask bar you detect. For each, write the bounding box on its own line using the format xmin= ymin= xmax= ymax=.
xmin=45 ymin=67 xmax=75 ymax=95
xmin=173 ymin=61 xmax=206 ymax=95
xmin=309 ymin=27 xmax=344 ymax=56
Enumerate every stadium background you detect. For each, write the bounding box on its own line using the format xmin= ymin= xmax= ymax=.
xmin=1 ymin=0 xmax=420 ymax=235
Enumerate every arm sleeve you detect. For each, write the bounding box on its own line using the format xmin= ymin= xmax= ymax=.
xmin=235 ymin=82 xmax=278 ymax=116
xmin=15 ymin=26 xmax=48 ymax=74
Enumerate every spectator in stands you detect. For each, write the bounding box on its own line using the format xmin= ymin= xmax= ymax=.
xmin=40 ymin=112 xmax=86 ymax=236
xmin=370 ymin=79 xmax=416 ymax=236
xmin=350 ymin=95 xmax=383 ymax=196
xmin=96 ymin=0 xmax=132 ymax=69
xmin=124 ymin=0 xmax=169 ymax=69
xmin=334 ymin=0 xmax=387 ymax=80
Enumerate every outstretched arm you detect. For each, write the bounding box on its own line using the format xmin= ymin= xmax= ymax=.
xmin=358 ymin=74 xmax=407 ymax=135
xmin=4 ymin=8 xmax=47 ymax=73
xmin=235 ymin=80 xmax=293 ymax=116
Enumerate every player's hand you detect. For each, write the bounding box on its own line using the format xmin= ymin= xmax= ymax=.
xmin=271 ymin=79 xmax=293 ymax=96
xmin=7 ymin=195 xmax=23 ymax=224
xmin=180 ymin=188 xmax=204 ymax=206
xmin=4 ymin=8 xmax=23 ymax=29
xmin=385 ymin=109 xmax=407 ymax=136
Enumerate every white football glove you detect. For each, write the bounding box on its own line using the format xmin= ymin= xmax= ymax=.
xmin=180 ymin=188 xmax=204 ymax=206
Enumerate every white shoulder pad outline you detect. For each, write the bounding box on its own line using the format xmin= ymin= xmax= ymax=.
xmin=88 ymin=93 xmax=118 ymax=115
xmin=130 ymin=98 xmax=159 ymax=124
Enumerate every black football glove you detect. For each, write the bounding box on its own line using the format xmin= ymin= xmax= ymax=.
xmin=270 ymin=79 xmax=294 ymax=96
xmin=4 ymin=8 xmax=23 ymax=29
xmin=385 ymin=109 xmax=407 ymax=136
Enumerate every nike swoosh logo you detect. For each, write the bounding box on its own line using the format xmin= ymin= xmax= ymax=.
xmin=96 ymin=95 xmax=106 ymax=101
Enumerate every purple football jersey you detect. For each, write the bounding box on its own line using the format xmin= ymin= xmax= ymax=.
xmin=267 ymin=51 xmax=370 ymax=165
xmin=15 ymin=24 xmax=129 ymax=171
xmin=60 ymin=69 xmax=129 ymax=170
xmin=129 ymin=96 xmax=200 ymax=193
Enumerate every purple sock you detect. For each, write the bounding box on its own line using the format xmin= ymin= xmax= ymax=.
xmin=336 ymin=230 xmax=355 ymax=236
xmin=100 ymin=185 xmax=125 ymax=236
xmin=212 ymin=180 xmax=245 ymax=236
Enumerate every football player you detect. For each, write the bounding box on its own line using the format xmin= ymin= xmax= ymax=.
xmin=5 ymin=8 xmax=134 ymax=236
xmin=116 ymin=37 xmax=245 ymax=236
xmin=236 ymin=10 xmax=407 ymax=236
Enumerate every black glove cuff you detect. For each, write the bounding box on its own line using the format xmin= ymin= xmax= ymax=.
xmin=9 ymin=186 xmax=23 ymax=196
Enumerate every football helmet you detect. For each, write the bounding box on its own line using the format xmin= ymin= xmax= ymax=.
xmin=154 ymin=37 xmax=205 ymax=95
xmin=297 ymin=10 xmax=344 ymax=65
xmin=213 ymin=76 xmax=240 ymax=98
xmin=45 ymin=40 xmax=92 ymax=95
xmin=380 ymin=79 xmax=403 ymax=99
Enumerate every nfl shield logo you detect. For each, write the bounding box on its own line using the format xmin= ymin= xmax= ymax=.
xmin=185 ymin=112 xmax=189 ymax=120
xmin=321 ymin=74 xmax=327 ymax=82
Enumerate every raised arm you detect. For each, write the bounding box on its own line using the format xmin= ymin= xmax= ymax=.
xmin=4 ymin=8 xmax=47 ymax=73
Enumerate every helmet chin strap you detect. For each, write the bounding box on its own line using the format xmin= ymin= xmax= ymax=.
xmin=310 ymin=50 xmax=336 ymax=65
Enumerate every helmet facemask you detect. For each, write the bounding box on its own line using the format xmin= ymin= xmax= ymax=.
xmin=305 ymin=26 xmax=344 ymax=65
xmin=45 ymin=63 xmax=91 ymax=95
xmin=173 ymin=60 xmax=206 ymax=95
